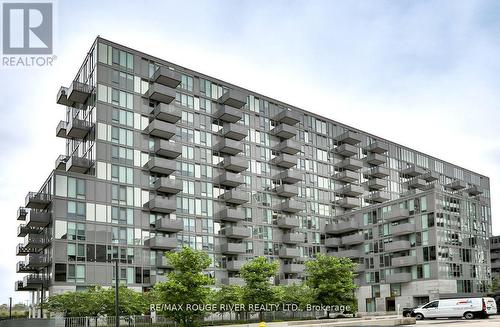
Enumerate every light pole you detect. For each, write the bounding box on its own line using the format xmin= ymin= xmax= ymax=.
xmin=114 ymin=259 xmax=119 ymax=327
xmin=9 ymin=297 xmax=12 ymax=319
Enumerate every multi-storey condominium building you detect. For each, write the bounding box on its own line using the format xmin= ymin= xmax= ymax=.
xmin=15 ymin=37 xmax=492 ymax=316
xmin=491 ymin=236 xmax=500 ymax=279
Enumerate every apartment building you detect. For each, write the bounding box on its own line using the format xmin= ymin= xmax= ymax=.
xmin=491 ymin=236 xmax=500 ymax=279
xmin=14 ymin=37 xmax=492 ymax=316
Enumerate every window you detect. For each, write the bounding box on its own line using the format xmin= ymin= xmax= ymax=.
xmin=111 ymin=145 xmax=134 ymax=165
xmin=67 ymin=201 xmax=86 ymax=219
xmin=112 ymin=108 xmax=134 ymax=127
xmin=55 ymin=220 xmax=67 ymax=239
xmin=67 ymin=222 xmax=85 ymax=241
xmin=68 ymin=264 xmax=85 ymax=283
xmin=422 ymin=301 xmax=438 ymax=309
xmin=111 ymin=207 xmax=134 ymax=225
xmin=180 ymin=75 xmax=193 ymax=92
xmin=111 ymin=164 xmax=133 ymax=184
xmin=98 ymin=43 xmax=133 ymax=69
xmin=111 ymin=185 xmax=133 ymax=206
xmin=182 ymin=146 xmax=194 ymax=159
xmin=68 ymin=243 xmax=85 ymax=261
xmin=98 ymin=84 xmax=133 ymax=109
xmin=111 ymin=126 xmax=133 ymax=146
xmin=55 ymin=263 xmax=66 ymax=281
xmin=68 ymin=177 xmax=85 ymax=199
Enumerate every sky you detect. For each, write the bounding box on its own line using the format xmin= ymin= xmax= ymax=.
xmin=1 ymin=0 xmax=500 ymax=303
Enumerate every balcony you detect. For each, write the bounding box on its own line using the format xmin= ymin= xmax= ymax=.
xmin=215 ymin=172 xmax=244 ymax=188
xmin=274 ymin=109 xmax=301 ymax=126
xmin=151 ymin=275 xmax=167 ymax=284
xmin=276 ymin=217 xmax=300 ymax=229
xmin=333 ymin=170 xmax=358 ymax=183
xmin=55 ymin=155 xmax=69 ymax=170
xmin=214 ymin=105 xmax=242 ymax=123
xmin=214 ymin=138 xmax=244 ymax=155
xmin=24 ymin=234 xmax=49 ymax=249
xmin=25 ymin=192 xmax=51 ymax=209
xmin=154 ymin=178 xmax=183 ymax=194
xmin=364 ymin=141 xmax=388 ymax=154
xmin=341 ymin=234 xmax=364 ymax=245
xmin=338 ymin=158 xmax=363 ymax=171
xmin=385 ymin=240 xmax=411 ymax=252
xmin=278 ymin=170 xmax=302 ymax=184
xmin=221 ymin=277 xmax=245 ymax=286
xmin=400 ymin=165 xmax=426 ymax=178
xmin=391 ymin=256 xmax=417 ymax=267
xmin=329 ymin=249 xmax=361 ymax=258
xmin=56 ymin=86 xmax=71 ymax=106
xmin=25 ymin=210 xmax=51 ymax=228
xmin=221 ymin=242 xmax=246 ymax=254
xmin=25 ymin=254 xmax=51 ymax=268
xmin=273 ymin=153 xmax=296 ymax=168
xmin=222 ymin=156 xmax=248 ymax=173
xmin=386 ymin=272 xmax=412 ymax=283
xmin=282 ymin=233 xmax=305 ymax=244
xmin=66 ymin=155 xmax=93 ymax=173
xmin=144 ymin=196 xmax=176 ymax=214
xmin=279 ymin=200 xmax=305 ymax=213
xmin=16 ymin=243 xmax=31 ymax=256
xmin=276 ymin=139 xmax=301 ymax=155
xmin=275 ymin=184 xmax=299 ymax=198
xmin=144 ymin=157 xmax=176 ymax=176
xmin=421 ymin=171 xmax=439 ymax=182
xmin=22 ymin=274 xmax=48 ymax=290
xmin=227 ymin=260 xmax=245 ymax=271
xmin=221 ymin=123 xmax=248 ymax=141
xmin=145 ymin=83 xmax=176 ymax=104
xmin=152 ymin=67 xmax=182 ymax=88
xmin=56 ymin=120 xmax=68 ymax=138
xmin=146 ymin=120 xmax=176 ymax=140
xmin=280 ymin=278 xmax=302 ymax=286
xmin=17 ymin=224 xmax=40 ymax=237
xmin=218 ymin=89 xmax=247 ymax=109
xmin=335 ymin=197 xmax=360 ymax=209
xmin=283 ymin=263 xmax=305 ymax=274
xmin=155 ymin=218 xmax=183 ymax=233
xmin=67 ymin=81 xmax=91 ymax=104
xmin=17 ymin=261 xmax=37 ymax=273
xmin=324 ymin=237 xmax=341 ymax=247
xmin=366 ymin=178 xmax=387 ymax=190
xmin=466 ymin=185 xmax=483 ymax=196
xmin=17 ymin=207 xmax=27 ymax=220
xmin=154 ymin=140 xmax=182 ymax=159
xmin=335 ymin=131 xmax=362 ymax=145
xmin=279 ymin=247 xmax=300 ymax=258
xmin=151 ymin=103 xmax=182 ymax=123
xmin=384 ymin=208 xmax=410 ymax=222
xmin=366 ymin=166 xmax=390 ymax=178
xmin=366 ymin=191 xmax=391 ymax=203
xmin=335 ymin=144 xmax=358 ymax=157
xmin=447 ymin=180 xmax=466 ymax=190
xmin=67 ymin=118 xmax=92 ymax=139
xmin=392 ymin=223 xmax=415 ymax=236
xmin=145 ymin=236 xmax=178 ymax=250
xmin=271 ymin=123 xmax=296 ymax=139
xmin=325 ymin=220 xmax=360 ymax=234
xmin=336 ymin=185 xmax=364 ymax=197
xmin=366 ymin=153 xmax=386 ymax=166
xmin=223 ymin=226 xmax=251 ymax=239
xmin=219 ymin=189 xmax=248 ymax=205
xmin=407 ymin=178 xmax=427 ymax=190
xmin=218 ymin=208 xmax=245 ymax=222
xmin=156 ymin=256 xmax=173 ymax=269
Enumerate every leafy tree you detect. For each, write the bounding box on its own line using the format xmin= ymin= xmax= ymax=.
xmin=276 ymin=283 xmax=312 ymax=310
xmin=152 ymin=247 xmax=213 ymax=327
xmin=491 ymin=277 xmax=500 ymax=293
xmin=101 ymin=285 xmax=150 ymax=316
xmin=213 ymin=285 xmax=243 ymax=320
xmin=305 ymin=254 xmax=357 ymax=317
xmin=240 ymin=256 xmax=279 ymax=321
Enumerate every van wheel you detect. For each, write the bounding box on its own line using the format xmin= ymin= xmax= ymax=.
xmin=415 ymin=313 xmax=424 ymax=320
xmin=464 ymin=312 xmax=475 ymax=320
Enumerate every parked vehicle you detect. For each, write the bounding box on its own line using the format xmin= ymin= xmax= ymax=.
xmin=412 ymin=297 xmax=497 ymax=320
xmin=402 ymin=307 xmax=415 ymax=317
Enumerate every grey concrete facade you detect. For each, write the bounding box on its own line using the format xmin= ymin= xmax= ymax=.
xmin=491 ymin=236 xmax=500 ymax=279
xmin=15 ymin=37 xmax=492 ymax=316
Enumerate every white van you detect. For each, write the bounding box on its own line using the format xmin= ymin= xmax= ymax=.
xmin=412 ymin=297 xmax=497 ymax=320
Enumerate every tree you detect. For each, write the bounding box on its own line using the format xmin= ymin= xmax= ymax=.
xmin=213 ymin=285 xmax=243 ymax=320
xmin=276 ymin=283 xmax=312 ymax=311
xmin=152 ymin=247 xmax=213 ymax=327
xmin=305 ymin=254 xmax=357 ymax=317
xmin=240 ymin=256 xmax=279 ymax=321
xmin=491 ymin=277 xmax=500 ymax=293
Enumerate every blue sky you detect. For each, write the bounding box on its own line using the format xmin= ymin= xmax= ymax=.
xmin=1 ymin=0 xmax=499 ymax=303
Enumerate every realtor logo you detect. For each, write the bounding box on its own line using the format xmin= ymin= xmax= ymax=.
xmin=2 ymin=2 xmax=53 ymax=54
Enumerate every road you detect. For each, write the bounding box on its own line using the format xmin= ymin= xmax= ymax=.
xmin=415 ymin=314 xmax=500 ymax=326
